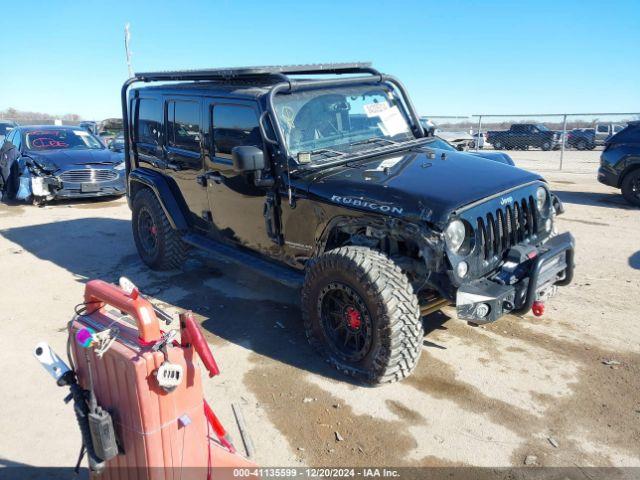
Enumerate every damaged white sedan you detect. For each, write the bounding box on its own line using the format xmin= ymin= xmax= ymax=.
xmin=0 ymin=126 xmax=126 ymax=205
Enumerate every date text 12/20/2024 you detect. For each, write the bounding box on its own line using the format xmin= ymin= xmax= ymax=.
xmin=232 ymin=468 xmax=401 ymax=478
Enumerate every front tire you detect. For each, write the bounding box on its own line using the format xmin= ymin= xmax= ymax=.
xmin=621 ymin=169 xmax=640 ymax=207
xmin=302 ymin=247 xmax=422 ymax=384
xmin=542 ymin=141 xmax=552 ymax=151
xmin=132 ymin=188 xmax=187 ymax=270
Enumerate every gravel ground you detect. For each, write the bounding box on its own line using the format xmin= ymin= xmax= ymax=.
xmin=0 ymin=150 xmax=638 ymax=470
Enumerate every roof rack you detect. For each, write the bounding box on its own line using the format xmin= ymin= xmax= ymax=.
xmin=134 ymin=62 xmax=379 ymax=82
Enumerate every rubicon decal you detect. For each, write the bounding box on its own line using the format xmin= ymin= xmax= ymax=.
xmin=331 ymin=195 xmax=404 ymax=214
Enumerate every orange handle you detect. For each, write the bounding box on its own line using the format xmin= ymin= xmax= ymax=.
xmin=84 ymin=279 xmax=161 ymax=344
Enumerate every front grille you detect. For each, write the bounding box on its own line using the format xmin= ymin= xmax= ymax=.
xmin=59 ymin=169 xmax=118 ymax=183
xmin=477 ymin=196 xmax=538 ymax=260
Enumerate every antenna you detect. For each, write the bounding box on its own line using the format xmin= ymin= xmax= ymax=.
xmin=124 ymin=23 xmax=133 ymax=78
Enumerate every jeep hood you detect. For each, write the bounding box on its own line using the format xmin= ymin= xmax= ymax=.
xmin=302 ymin=147 xmax=542 ymax=227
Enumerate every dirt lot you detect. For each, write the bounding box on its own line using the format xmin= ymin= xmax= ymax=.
xmin=0 ymin=150 xmax=639 ymax=470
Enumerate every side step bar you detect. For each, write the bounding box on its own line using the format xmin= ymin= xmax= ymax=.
xmin=182 ymin=233 xmax=304 ymax=289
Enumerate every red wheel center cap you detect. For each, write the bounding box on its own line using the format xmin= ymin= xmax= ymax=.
xmin=345 ymin=307 xmax=362 ymax=330
xmin=150 ymin=225 xmax=158 ymax=236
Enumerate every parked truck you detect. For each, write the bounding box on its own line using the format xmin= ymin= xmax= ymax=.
xmin=594 ymin=123 xmax=625 ymax=146
xmin=486 ymin=124 xmax=561 ymax=151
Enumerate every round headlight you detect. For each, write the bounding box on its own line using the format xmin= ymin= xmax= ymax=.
xmin=445 ymin=220 xmax=466 ymax=253
xmin=536 ymin=187 xmax=548 ymax=212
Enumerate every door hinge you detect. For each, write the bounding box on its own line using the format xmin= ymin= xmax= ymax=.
xmin=263 ymin=194 xmax=283 ymax=245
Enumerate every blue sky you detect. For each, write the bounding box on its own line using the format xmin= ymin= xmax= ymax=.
xmin=0 ymin=0 xmax=638 ymax=119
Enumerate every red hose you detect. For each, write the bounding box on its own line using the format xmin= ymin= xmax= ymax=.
xmin=204 ymin=400 xmax=235 ymax=453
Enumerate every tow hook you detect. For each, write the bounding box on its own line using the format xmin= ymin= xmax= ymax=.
xmin=532 ymin=300 xmax=545 ymax=317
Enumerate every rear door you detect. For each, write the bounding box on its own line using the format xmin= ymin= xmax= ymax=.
xmin=163 ymin=97 xmax=209 ymax=230
xmin=511 ymin=124 xmax=527 ymax=147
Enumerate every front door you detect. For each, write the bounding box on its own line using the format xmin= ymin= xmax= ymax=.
xmin=204 ymin=100 xmax=278 ymax=256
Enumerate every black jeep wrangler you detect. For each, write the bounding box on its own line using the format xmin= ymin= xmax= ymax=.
xmin=121 ymin=63 xmax=575 ymax=384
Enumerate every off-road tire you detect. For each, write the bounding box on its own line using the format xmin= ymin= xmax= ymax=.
xmin=132 ymin=188 xmax=187 ymax=270
xmin=302 ymin=246 xmax=422 ymax=384
xmin=621 ymin=169 xmax=640 ymax=207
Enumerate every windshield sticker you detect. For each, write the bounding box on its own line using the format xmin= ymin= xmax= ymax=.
xmin=331 ymin=195 xmax=403 ymax=215
xmin=363 ymin=102 xmax=390 ymax=117
xmin=378 ymin=106 xmax=408 ymax=137
xmin=363 ymin=102 xmax=407 ymax=137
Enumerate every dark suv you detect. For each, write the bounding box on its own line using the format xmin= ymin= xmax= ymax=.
xmin=598 ymin=121 xmax=640 ymax=206
xmin=122 ymin=64 xmax=575 ymax=384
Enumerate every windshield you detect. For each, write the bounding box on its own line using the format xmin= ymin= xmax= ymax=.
xmin=25 ymin=129 xmax=104 ymax=151
xmin=274 ymin=86 xmax=414 ymax=162
xmin=428 ymin=137 xmax=457 ymax=151
xmin=536 ymin=124 xmax=549 ymax=132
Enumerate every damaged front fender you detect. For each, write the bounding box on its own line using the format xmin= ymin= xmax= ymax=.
xmin=14 ymin=157 xmax=57 ymax=202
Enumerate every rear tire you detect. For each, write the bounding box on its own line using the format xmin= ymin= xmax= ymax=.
xmin=302 ymin=246 xmax=423 ymax=384
xmin=493 ymin=140 xmax=504 ymax=150
xmin=576 ymin=140 xmax=587 ymax=150
xmin=132 ymin=188 xmax=187 ymax=270
xmin=621 ymin=169 xmax=640 ymax=207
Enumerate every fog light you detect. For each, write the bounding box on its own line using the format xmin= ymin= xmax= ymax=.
xmin=545 ymin=219 xmax=552 ymax=232
xmin=475 ymin=303 xmax=490 ymax=318
xmin=456 ymin=261 xmax=468 ymax=278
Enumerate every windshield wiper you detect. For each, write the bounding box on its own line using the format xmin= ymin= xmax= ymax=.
xmin=295 ymin=137 xmax=431 ymax=172
xmin=348 ymin=138 xmax=399 ymax=148
xmin=309 ymin=148 xmax=346 ymax=159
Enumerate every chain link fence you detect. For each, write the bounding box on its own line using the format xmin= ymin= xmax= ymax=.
xmin=3 ymin=108 xmax=639 ymax=174
xmin=424 ymin=113 xmax=640 ymax=173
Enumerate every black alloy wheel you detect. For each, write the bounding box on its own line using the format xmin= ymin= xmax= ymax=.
xmin=318 ymin=282 xmax=373 ymax=363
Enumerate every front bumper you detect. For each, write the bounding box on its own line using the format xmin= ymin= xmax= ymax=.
xmin=36 ymin=170 xmax=126 ymax=199
xmin=456 ymin=232 xmax=575 ymax=323
xmin=597 ymin=166 xmax=619 ymax=188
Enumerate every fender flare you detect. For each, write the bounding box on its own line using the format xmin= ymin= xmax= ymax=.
xmin=128 ymin=169 xmax=188 ymax=230
xmin=620 ymin=159 xmax=640 ymax=188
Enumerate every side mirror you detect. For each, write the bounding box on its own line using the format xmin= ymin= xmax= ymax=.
xmin=231 ymin=146 xmax=264 ymax=173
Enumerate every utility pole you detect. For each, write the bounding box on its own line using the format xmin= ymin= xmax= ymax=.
xmin=124 ymin=23 xmax=133 ymax=78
